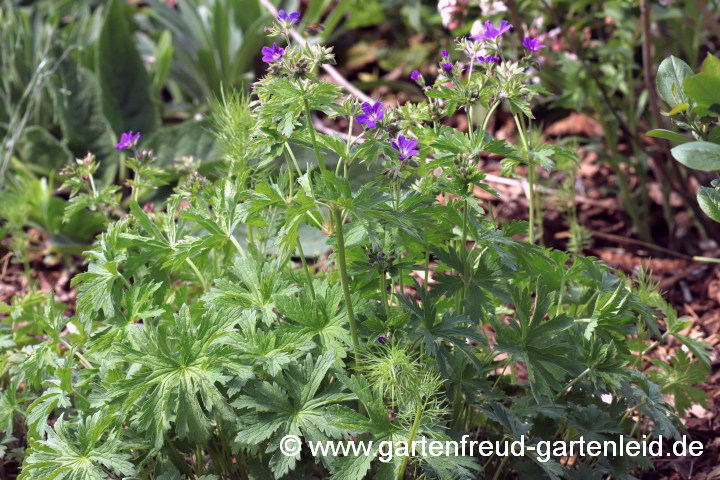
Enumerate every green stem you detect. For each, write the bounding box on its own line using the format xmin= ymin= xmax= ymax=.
xmin=491 ymin=456 xmax=510 ymax=480
xmin=196 ymin=445 xmax=204 ymax=475
xmin=397 ymin=404 xmax=424 ymax=480
xmin=424 ymin=247 xmax=430 ymax=290
xmin=59 ymin=339 xmax=93 ymax=370
xmin=118 ymin=272 xmax=132 ymax=290
xmin=482 ymin=100 xmax=500 ymax=133
xmin=394 ymin=178 xmax=404 ymax=297
xmin=514 ymin=115 xmax=534 ymax=244
xmin=297 ymin=239 xmax=316 ymax=300
xmin=557 ymin=367 xmax=591 ymax=399
xmin=461 ymin=197 xmax=469 ymax=314
xmin=333 ymin=207 xmax=359 ymax=355
xmin=304 ymin=98 xmax=326 ymax=172
xmin=132 ymin=173 xmax=140 ymax=202
xmin=693 ymin=255 xmax=720 ymax=263
xmin=380 ymin=273 xmax=390 ymax=320
xmin=230 ymin=235 xmax=246 ymax=257
xmin=119 ymin=153 xmax=127 ymax=183
xmin=185 ymin=258 xmax=208 ymax=291
xmin=88 ymin=175 xmax=97 ymax=198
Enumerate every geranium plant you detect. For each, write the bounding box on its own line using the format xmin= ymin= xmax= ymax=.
xmin=0 ymin=9 xmax=710 ymax=480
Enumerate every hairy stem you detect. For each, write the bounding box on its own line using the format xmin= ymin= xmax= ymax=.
xmin=304 ymin=98 xmax=326 ymax=172
xmin=514 ymin=115 xmax=534 ymax=244
xmin=397 ymin=403 xmax=424 ymax=480
xmin=333 ymin=207 xmax=359 ymax=355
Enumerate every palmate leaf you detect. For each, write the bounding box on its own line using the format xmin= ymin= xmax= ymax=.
xmin=625 ymin=376 xmax=681 ymax=439
xmin=0 ymin=382 xmax=27 ymax=436
xmin=493 ymin=281 xmax=576 ymax=399
xmin=202 ymin=247 xmax=297 ymax=326
xmin=26 ymin=380 xmax=71 ymax=438
xmin=399 ymin=285 xmax=486 ymax=376
xmin=650 ymin=350 xmax=709 ymax=417
xmin=108 ymin=305 xmax=252 ymax=448
xmin=220 ymin=310 xmax=315 ymax=377
xmin=19 ymin=412 xmax=136 ymax=480
xmin=88 ymin=281 xmax=165 ymax=353
xmin=276 ymin=280 xmax=368 ymax=361
xmin=234 ymin=351 xmax=351 ymax=479
xmin=71 ymin=220 xmax=129 ymax=324
xmin=180 ymin=179 xmax=251 ymax=259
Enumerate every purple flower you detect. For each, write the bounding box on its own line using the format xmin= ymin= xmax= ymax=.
xmin=471 ymin=20 xmax=513 ymax=41
xmin=376 ymin=336 xmax=388 ymax=344
xmin=442 ymin=62 xmax=453 ymax=74
xmin=392 ymin=135 xmax=419 ymax=161
xmin=276 ymin=9 xmax=301 ymax=25
xmin=523 ymin=36 xmax=547 ymax=53
xmin=480 ymin=56 xmax=500 ymax=64
xmin=356 ymin=102 xmax=384 ymax=129
xmin=261 ymin=43 xmax=285 ymax=63
xmin=411 ymin=70 xmax=422 ymax=81
xmin=116 ymin=131 xmax=140 ymax=150
xmin=440 ymin=49 xmax=449 ymax=58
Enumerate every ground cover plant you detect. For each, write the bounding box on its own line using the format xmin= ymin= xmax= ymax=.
xmin=0 ymin=1 xmax=717 ymax=480
xmin=0 ymin=0 xmax=720 ymax=480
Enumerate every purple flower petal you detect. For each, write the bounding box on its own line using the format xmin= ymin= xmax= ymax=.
xmin=391 ymin=134 xmax=419 ymax=161
xmin=116 ymin=131 xmax=140 ymax=150
xmin=357 ymin=102 xmax=383 ymax=129
xmin=261 ymin=43 xmax=285 ymax=63
xmin=440 ymin=49 xmax=449 ymax=58
xmin=471 ymin=19 xmax=513 ymax=41
xmin=523 ymin=36 xmax=547 ymax=52
xmin=411 ymin=70 xmax=422 ymax=81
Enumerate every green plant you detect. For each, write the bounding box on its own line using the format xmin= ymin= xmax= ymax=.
xmin=651 ymin=53 xmax=720 ymax=225
xmin=0 ymin=9 xmax=710 ymax=480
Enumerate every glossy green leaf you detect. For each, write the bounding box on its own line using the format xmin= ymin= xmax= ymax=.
xmin=671 ymin=141 xmax=720 ymax=171
xmin=645 ymin=129 xmax=691 ymax=145
xmin=697 ymin=187 xmax=720 ymax=223
xmin=684 ymin=73 xmax=720 ymax=108
xmin=656 ymin=55 xmax=693 ymax=107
